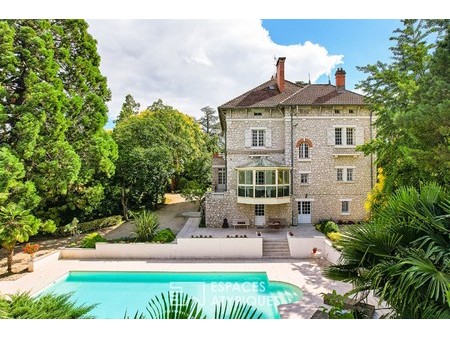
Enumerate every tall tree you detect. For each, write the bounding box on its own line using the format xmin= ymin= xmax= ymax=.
xmin=0 ymin=20 xmax=117 ymax=224
xmin=115 ymin=94 xmax=140 ymax=124
xmin=111 ymin=100 xmax=209 ymax=216
xmin=196 ymin=106 xmax=222 ymax=153
xmin=398 ymin=25 xmax=450 ymax=187
xmin=357 ymin=20 xmax=449 ymax=207
xmin=197 ymin=106 xmax=219 ymax=135
xmin=49 ymin=20 xmax=118 ymax=222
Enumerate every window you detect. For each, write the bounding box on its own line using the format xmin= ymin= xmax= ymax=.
xmin=347 ymin=168 xmax=354 ymax=182
xmin=346 ymin=128 xmax=355 ymax=145
xmin=218 ymin=168 xmax=225 ymax=185
xmin=252 ymin=129 xmax=265 ymax=147
xmin=349 ymin=109 xmax=354 ymax=114
xmin=341 ymin=201 xmax=349 ymax=213
xmin=336 ymin=167 xmax=355 ymax=182
xmin=237 ymin=169 xmax=289 ymax=199
xmin=299 ymin=143 xmax=309 ymax=159
xmin=336 ymin=168 xmax=343 ymax=181
xmin=335 ymin=128 xmax=342 ymax=145
xmin=334 ymin=109 xmax=340 ymax=114
xmin=255 ymin=204 xmax=265 ymax=216
xmin=254 ymin=112 xmax=262 ymax=116
xmin=300 ymin=173 xmax=309 ymax=184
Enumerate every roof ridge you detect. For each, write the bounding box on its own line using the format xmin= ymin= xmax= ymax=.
xmin=280 ymin=84 xmax=310 ymax=104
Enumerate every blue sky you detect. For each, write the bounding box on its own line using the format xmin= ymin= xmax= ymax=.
xmin=85 ymin=19 xmax=405 ymax=128
xmin=261 ymin=19 xmax=402 ymax=90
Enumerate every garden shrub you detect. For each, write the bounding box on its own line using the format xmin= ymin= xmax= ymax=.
xmin=153 ymin=228 xmax=176 ymax=243
xmin=130 ymin=210 xmax=159 ymax=242
xmin=315 ymin=220 xmax=339 ymax=234
xmin=54 ymin=215 xmax=123 ymax=237
xmin=81 ymin=232 xmax=107 ymax=248
xmin=327 ymin=232 xmax=341 ymax=242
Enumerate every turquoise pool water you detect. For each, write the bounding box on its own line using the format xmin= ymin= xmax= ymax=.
xmin=40 ymin=271 xmax=302 ymax=319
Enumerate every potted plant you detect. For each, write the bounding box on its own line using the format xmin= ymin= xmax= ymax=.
xmin=23 ymin=243 xmax=40 ymax=260
xmin=312 ymin=247 xmax=318 ymax=254
xmin=288 ymin=231 xmax=294 ymax=237
xmin=23 ymin=243 xmax=40 ymax=272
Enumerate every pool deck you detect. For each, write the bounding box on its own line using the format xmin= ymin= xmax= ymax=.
xmin=0 ymin=257 xmax=351 ymax=319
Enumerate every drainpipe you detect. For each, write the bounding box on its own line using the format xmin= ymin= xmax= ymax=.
xmin=369 ymin=110 xmax=374 ymax=190
xmin=290 ymin=108 xmax=295 ymax=226
xmin=223 ymin=110 xmax=228 ymax=192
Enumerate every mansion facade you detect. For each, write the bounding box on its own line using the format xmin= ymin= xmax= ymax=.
xmin=205 ymin=57 xmax=375 ymax=227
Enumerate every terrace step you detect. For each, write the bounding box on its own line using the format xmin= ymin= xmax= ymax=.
xmin=262 ymin=239 xmax=291 ymax=259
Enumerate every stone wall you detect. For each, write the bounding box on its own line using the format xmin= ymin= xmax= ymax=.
xmin=206 ymin=106 xmax=374 ymax=226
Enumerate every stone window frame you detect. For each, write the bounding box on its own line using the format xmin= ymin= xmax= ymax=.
xmin=299 ymin=170 xmax=311 ymax=185
xmin=335 ymin=166 xmax=356 ymax=183
xmin=340 ymin=198 xmax=352 ymax=215
xmin=296 ymin=138 xmax=313 ymax=161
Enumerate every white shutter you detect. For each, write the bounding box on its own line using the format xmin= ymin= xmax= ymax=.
xmin=327 ymin=128 xmax=335 ymax=145
xmin=356 ymin=127 xmax=365 ymax=145
xmin=265 ymin=129 xmax=272 ymax=148
xmin=244 ymin=129 xmax=252 ymax=147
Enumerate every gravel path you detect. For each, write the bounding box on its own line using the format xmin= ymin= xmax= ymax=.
xmin=0 ymin=194 xmax=198 ymax=280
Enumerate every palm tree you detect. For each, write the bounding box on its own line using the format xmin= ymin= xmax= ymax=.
xmin=324 ymin=183 xmax=450 ymax=318
xmin=126 ymin=291 xmax=263 ymax=319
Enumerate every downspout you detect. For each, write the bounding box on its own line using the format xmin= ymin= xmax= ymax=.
xmin=370 ymin=110 xmax=374 ymax=190
xmin=290 ymin=107 xmax=295 ymax=226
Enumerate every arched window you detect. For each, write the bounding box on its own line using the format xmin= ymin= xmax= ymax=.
xmin=296 ymin=138 xmax=313 ymax=159
xmin=299 ymin=143 xmax=309 ymax=159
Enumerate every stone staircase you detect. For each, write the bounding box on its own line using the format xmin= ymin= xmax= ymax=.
xmin=262 ymin=238 xmax=291 ymax=259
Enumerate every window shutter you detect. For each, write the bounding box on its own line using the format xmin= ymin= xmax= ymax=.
xmin=356 ymin=127 xmax=365 ymax=145
xmin=327 ymin=128 xmax=335 ymax=145
xmin=244 ymin=130 xmax=252 ymax=147
xmin=266 ymin=129 xmax=272 ymax=148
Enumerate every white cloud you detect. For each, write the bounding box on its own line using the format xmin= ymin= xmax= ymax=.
xmin=87 ymin=19 xmax=343 ymax=126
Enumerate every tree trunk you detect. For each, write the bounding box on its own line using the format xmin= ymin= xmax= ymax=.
xmin=6 ymin=245 xmax=15 ymax=273
xmin=121 ymin=185 xmax=129 ymax=220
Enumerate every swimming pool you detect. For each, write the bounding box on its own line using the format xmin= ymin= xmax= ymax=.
xmin=40 ymin=271 xmax=303 ymax=319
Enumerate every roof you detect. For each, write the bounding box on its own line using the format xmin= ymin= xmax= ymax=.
xmin=219 ymin=79 xmax=302 ymax=109
xmin=281 ymin=84 xmax=365 ymax=105
xmin=219 ymin=81 xmax=365 ymax=109
xmin=237 ymin=157 xmax=287 ymax=169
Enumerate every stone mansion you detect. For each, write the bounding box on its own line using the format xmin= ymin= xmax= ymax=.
xmin=205 ymin=57 xmax=375 ymax=227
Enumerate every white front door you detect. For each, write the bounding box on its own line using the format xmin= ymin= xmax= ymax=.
xmin=255 ymin=204 xmax=265 ymax=227
xmin=298 ymin=201 xmax=312 ymax=224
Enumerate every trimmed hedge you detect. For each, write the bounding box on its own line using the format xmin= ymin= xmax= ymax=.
xmin=54 ymin=215 xmax=123 ymax=237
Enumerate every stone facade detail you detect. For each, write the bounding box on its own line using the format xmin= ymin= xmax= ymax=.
xmin=205 ymin=58 xmax=375 ymax=227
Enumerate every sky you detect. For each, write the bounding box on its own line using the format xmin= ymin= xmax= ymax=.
xmin=86 ymin=19 xmax=401 ymax=129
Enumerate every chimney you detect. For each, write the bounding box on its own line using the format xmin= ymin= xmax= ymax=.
xmin=335 ymin=67 xmax=346 ymax=92
xmin=276 ymin=57 xmax=286 ymax=92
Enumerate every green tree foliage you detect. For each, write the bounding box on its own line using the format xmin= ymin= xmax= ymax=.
xmin=0 ymin=292 xmax=95 ymax=319
xmin=196 ymin=105 xmax=222 ymax=153
xmin=111 ymin=100 xmax=209 ymax=216
xmin=0 ymin=20 xmax=117 ymax=225
xmin=115 ymin=94 xmax=140 ymax=124
xmin=324 ymin=183 xmax=450 ymax=319
xmin=0 ymin=147 xmax=55 ymax=273
xmin=357 ymin=20 xmax=449 ymax=204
